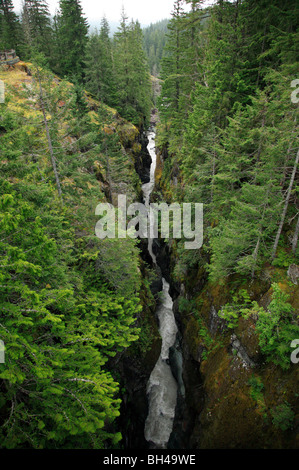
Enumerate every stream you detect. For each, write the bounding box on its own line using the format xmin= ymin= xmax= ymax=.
xmin=142 ymin=130 xmax=179 ymax=449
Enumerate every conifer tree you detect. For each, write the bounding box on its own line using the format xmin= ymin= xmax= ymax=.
xmin=0 ymin=0 xmax=20 ymax=51
xmin=21 ymin=0 xmax=53 ymax=59
xmin=113 ymin=9 xmax=151 ymax=126
xmin=56 ymin=0 xmax=88 ymax=79
xmin=143 ymin=19 xmax=168 ymax=76
xmin=84 ymin=18 xmax=115 ymax=106
xmin=159 ymin=0 xmax=185 ymax=122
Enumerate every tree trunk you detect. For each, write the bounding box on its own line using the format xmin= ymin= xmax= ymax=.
xmin=37 ymin=67 xmax=63 ymax=201
xmin=281 ymin=117 xmax=297 ymax=187
xmin=105 ymin=141 xmax=112 ymax=203
xmin=292 ymin=214 xmax=299 ymax=254
xmin=271 ymin=150 xmax=299 ymax=260
xmin=251 ymin=236 xmax=260 ymax=279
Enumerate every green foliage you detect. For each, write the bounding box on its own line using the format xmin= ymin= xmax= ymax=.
xmin=219 ymin=282 xmax=298 ymax=370
xmin=272 ymin=248 xmax=296 ymax=268
xmin=0 ymin=0 xmax=21 ymax=51
xmin=113 ymin=14 xmax=152 ymax=127
xmin=84 ymin=13 xmax=152 ymax=127
xmin=0 ymin=64 xmax=143 ymax=449
xmin=248 ymin=375 xmax=264 ymax=402
xmin=143 ymin=19 xmax=169 ymax=76
xmin=173 ymin=240 xmax=201 ymax=282
xmin=178 ymin=296 xmax=196 ymax=315
xmin=1 ymin=1 xmax=152 ymax=127
xmin=84 ymin=19 xmax=115 ymax=106
xmin=178 ymin=297 xmax=221 ymax=360
xmin=255 ymin=284 xmax=298 ymax=370
xmin=157 ymin=0 xmax=299 ymax=282
xmin=271 ymin=402 xmax=295 ymax=431
xmin=247 ymin=375 xmax=267 ymax=415
xmin=219 ymin=289 xmax=252 ymax=329
xmin=197 ymin=316 xmax=216 ymax=361
xmin=21 ymin=0 xmax=53 ymax=60
xmin=54 ymin=0 xmax=89 ymax=79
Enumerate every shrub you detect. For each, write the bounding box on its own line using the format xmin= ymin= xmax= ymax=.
xmin=271 ymin=402 xmax=295 ymax=431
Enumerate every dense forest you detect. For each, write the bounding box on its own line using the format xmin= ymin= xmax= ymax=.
xmin=155 ymin=0 xmax=299 ymax=449
xmin=0 ymin=0 xmax=298 ymax=451
xmin=143 ymin=19 xmax=169 ymax=76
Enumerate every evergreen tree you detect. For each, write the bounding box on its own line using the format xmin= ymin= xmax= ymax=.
xmin=56 ymin=0 xmax=88 ymax=79
xmin=21 ymin=0 xmax=53 ymax=59
xmin=0 ymin=59 xmax=143 ymax=448
xmin=113 ymin=9 xmax=151 ymax=126
xmin=158 ymin=0 xmax=299 ymax=281
xmin=0 ymin=0 xmax=20 ymax=51
xmin=159 ymin=0 xmax=185 ymax=122
xmin=84 ymin=18 xmax=115 ymax=106
xmin=143 ymin=19 xmax=169 ymax=76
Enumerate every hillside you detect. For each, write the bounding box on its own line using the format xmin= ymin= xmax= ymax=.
xmin=0 ymin=60 xmax=159 ymax=448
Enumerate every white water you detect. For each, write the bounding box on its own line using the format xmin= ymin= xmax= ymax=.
xmin=143 ymin=130 xmax=178 ymax=449
xmin=142 ymin=131 xmax=157 ymax=264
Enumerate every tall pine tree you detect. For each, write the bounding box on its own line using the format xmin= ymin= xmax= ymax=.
xmin=21 ymin=0 xmax=53 ymax=59
xmin=56 ymin=0 xmax=88 ymax=79
xmin=0 ymin=0 xmax=20 ymax=51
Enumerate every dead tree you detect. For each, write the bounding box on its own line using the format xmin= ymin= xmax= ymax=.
xmin=271 ymin=149 xmax=299 ymax=260
xmin=292 ymin=214 xmax=299 ymax=254
xmin=36 ymin=67 xmax=63 ymax=201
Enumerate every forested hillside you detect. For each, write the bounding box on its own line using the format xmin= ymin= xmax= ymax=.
xmin=155 ymin=0 xmax=299 ymax=448
xmin=0 ymin=0 xmax=298 ymax=452
xmin=0 ymin=0 xmax=156 ymax=449
xmin=0 ymin=59 xmax=151 ymax=448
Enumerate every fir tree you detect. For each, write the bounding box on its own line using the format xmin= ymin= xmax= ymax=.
xmin=0 ymin=0 xmax=20 ymax=51
xmin=56 ymin=0 xmax=88 ymax=79
xmin=84 ymin=18 xmax=115 ymax=106
xmin=21 ymin=0 xmax=53 ymax=59
xmin=113 ymin=9 xmax=151 ymax=126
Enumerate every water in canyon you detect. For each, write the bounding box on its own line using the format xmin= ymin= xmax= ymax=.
xmin=143 ymin=129 xmax=179 ymax=449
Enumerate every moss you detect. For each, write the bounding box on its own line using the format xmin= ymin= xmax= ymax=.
xmin=199 ymin=349 xmax=266 ymax=448
xmin=155 ymin=150 xmax=163 ymax=187
xmin=235 ymin=317 xmax=261 ymax=362
xmin=193 ymin=317 xmax=299 ymax=448
xmin=177 ymin=263 xmax=298 ymax=448
xmin=117 ymin=123 xmax=139 ymax=147
xmin=184 ymin=317 xmax=204 ymax=362
xmin=94 ymin=160 xmax=107 ymax=183
xmin=132 ymin=142 xmax=142 ymax=154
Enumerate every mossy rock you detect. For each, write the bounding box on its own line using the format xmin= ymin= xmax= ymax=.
xmin=235 ymin=316 xmax=262 ymax=364
xmin=184 ymin=316 xmax=204 ymax=363
xmin=94 ymin=160 xmax=107 ymax=183
xmin=198 ymin=348 xmax=268 ymax=448
xmin=117 ymin=123 xmax=139 ymax=147
xmin=132 ymin=142 xmax=142 ymax=154
xmin=199 ymin=389 xmax=268 ymax=449
xmin=155 ymin=151 xmax=163 ymax=188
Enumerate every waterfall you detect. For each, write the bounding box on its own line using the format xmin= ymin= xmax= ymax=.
xmin=141 ymin=131 xmax=157 ymax=264
xmin=143 ymin=129 xmax=179 ymax=449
